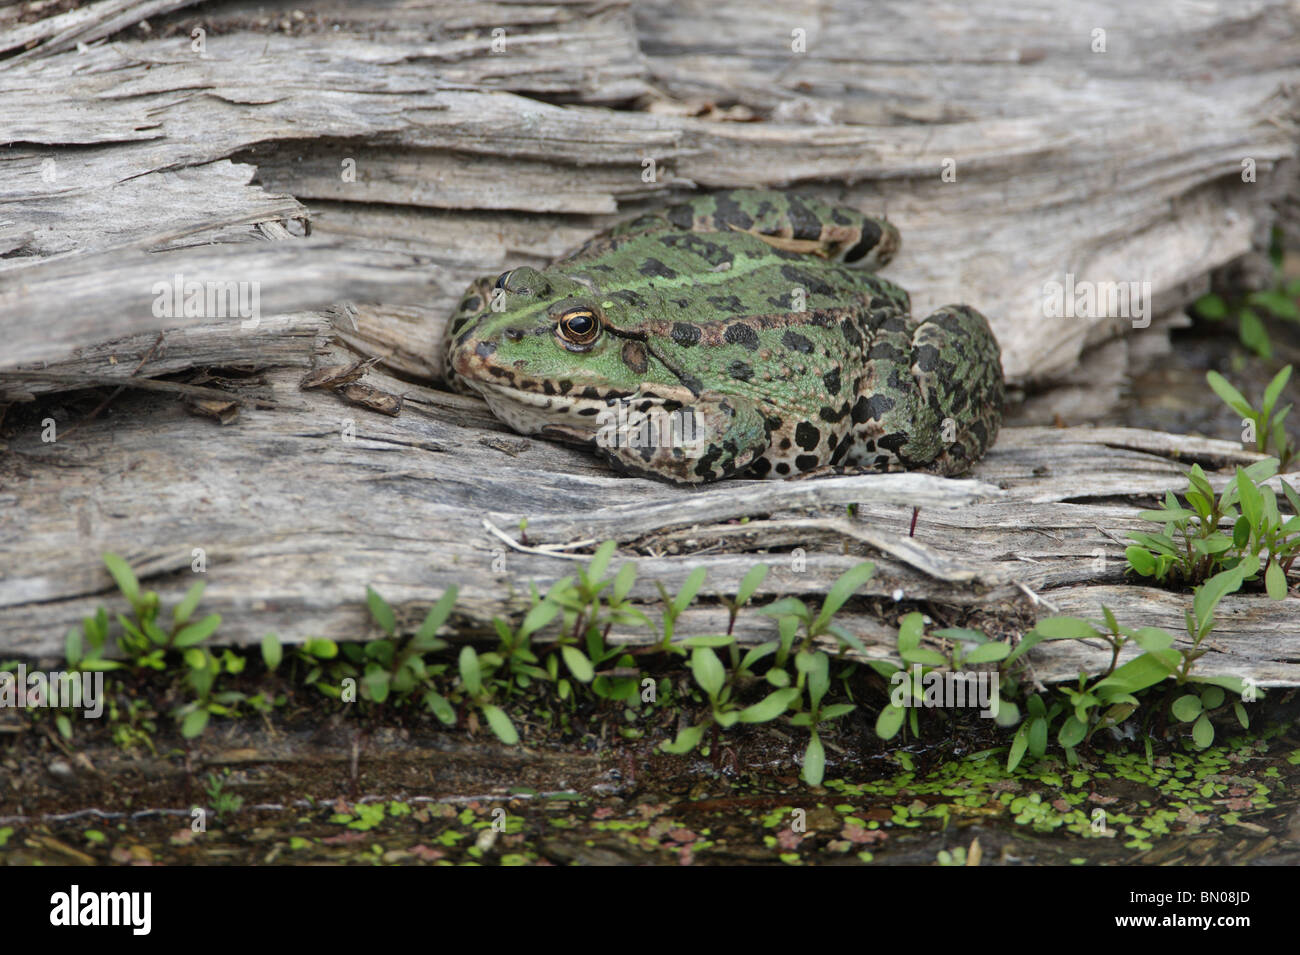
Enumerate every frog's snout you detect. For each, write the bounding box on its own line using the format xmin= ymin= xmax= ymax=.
xmin=450 ymin=334 xmax=499 ymax=381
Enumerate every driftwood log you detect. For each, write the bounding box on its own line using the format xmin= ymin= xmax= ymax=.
xmin=1 ymin=0 xmax=1299 ymax=686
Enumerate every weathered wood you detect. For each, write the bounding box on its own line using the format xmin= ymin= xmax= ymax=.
xmin=1 ymin=354 xmax=1296 ymax=684
xmin=1 ymin=0 xmax=1299 ymax=689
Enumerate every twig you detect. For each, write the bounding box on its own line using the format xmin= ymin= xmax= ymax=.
xmin=1015 ymin=580 xmax=1061 ymax=613
xmin=64 ymin=332 xmax=167 ymax=437
xmin=481 ymin=519 xmax=599 ymax=561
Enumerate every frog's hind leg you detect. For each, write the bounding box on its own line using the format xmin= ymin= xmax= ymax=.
xmin=595 ymin=391 xmax=771 ymax=484
xmin=910 ymin=305 xmax=1004 ymax=475
xmin=601 ymin=190 xmax=900 ymax=270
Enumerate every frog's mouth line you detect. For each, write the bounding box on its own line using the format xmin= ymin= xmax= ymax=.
xmin=470 ymin=380 xmax=620 ymax=444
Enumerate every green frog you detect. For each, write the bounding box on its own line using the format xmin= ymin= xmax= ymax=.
xmin=443 ymin=189 xmax=1003 ymax=484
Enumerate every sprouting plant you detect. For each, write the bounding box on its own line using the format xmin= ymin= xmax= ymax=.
xmin=1192 ymin=228 xmax=1300 ymax=361
xmin=658 ymin=562 xmax=876 ymax=784
xmin=457 ymin=644 xmax=518 ymax=743
xmin=999 ymin=564 xmax=1262 ymax=768
xmin=871 ymin=613 xmax=1015 ymax=742
xmin=98 ymin=554 xmax=221 ymax=669
xmin=719 ymin=564 xmax=769 ymax=636
xmin=361 ymin=584 xmax=456 ymax=710
xmin=172 ymin=646 xmax=249 ymax=738
xmin=1125 ymin=457 xmax=1297 ymax=594
xmin=204 ymin=770 xmax=244 ymax=820
xmin=655 ymin=565 xmax=707 ymax=653
xmin=788 ymin=649 xmax=855 ymax=785
xmin=1207 ymin=365 xmax=1296 ymax=471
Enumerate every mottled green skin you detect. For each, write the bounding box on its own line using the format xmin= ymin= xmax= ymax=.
xmin=444 ymin=190 xmax=1003 ymax=484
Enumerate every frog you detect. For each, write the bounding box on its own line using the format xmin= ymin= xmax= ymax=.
xmin=443 ymin=189 xmax=1003 ymax=484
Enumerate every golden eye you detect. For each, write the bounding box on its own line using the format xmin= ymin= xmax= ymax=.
xmin=556 ymin=308 xmax=600 ymax=349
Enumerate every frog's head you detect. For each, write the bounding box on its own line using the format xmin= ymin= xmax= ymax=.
xmin=447 ymin=267 xmax=650 ymax=442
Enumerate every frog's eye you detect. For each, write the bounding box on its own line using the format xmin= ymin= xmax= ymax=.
xmin=494 ymin=270 xmax=514 ymax=290
xmin=555 ymin=308 xmax=601 ymax=350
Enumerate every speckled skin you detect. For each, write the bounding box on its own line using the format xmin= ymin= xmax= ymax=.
xmin=444 ymin=189 xmax=1004 ymax=484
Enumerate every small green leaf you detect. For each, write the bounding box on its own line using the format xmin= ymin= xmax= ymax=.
xmin=963 ymin=642 xmax=1010 ymax=664
xmin=261 ymin=633 xmax=282 ymax=670
xmin=1237 ymin=468 xmax=1263 ymax=530
xmin=1193 ymin=565 xmax=1246 ymax=636
xmin=1194 ymin=293 xmax=1228 ymax=320
xmin=690 ymin=647 xmax=725 ymax=699
xmin=173 ymin=614 xmax=221 ymax=648
xmin=587 ymin=540 xmax=618 ymax=583
xmin=896 ymin=611 xmax=925 ymax=652
xmin=1032 ymin=617 xmax=1101 ymax=640
xmin=679 ymin=634 xmax=737 ymax=648
xmin=364 ymin=668 xmax=391 ymax=703
xmin=459 ymin=646 xmax=483 ymax=696
xmin=65 ymin=629 xmax=83 ymax=667
xmin=561 ymin=645 xmax=594 ymax=683
xmin=673 ymin=567 xmax=708 ymax=613
xmin=1199 ymin=686 xmax=1225 ymax=709
xmin=1058 ymin=716 xmax=1086 ymax=748
xmin=1007 ymin=722 xmax=1030 ymax=772
xmin=102 ymin=552 xmax=140 ymax=603
xmin=1265 ymin=561 xmax=1288 ymax=600
xmin=424 ymin=691 xmax=456 ymax=726
xmin=661 ymin=723 xmax=704 ymax=754
xmin=181 ymin=708 xmax=210 ymax=739
xmin=519 ymin=600 xmax=560 ymax=640
xmin=1028 ymin=717 xmax=1048 ymax=757
xmin=812 ymin=561 xmax=876 ymax=633
xmin=827 ymin=622 xmax=867 ymax=654
xmin=1171 ymin=694 xmax=1202 ymax=722
xmin=1130 ymin=627 xmax=1175 ymax=652
xmin=1191 ymin=713 xmax=1214 ymax=749
xmin=1233 ymin=700 xmax=1249 ymax=729
xmin=1239 ymin=308 xmax=1271 ymax=358
xmin=875 ymin=703 xmax=906 ymax=741
xmin=802 ymin=731 xmax=825 ymax=785
xmin=481 ymin=705 xmax=519 ymax=744
xmin=1206 ymin=370 xmax=1254 ymax=417
xmin=415 ymin=587 xmax=458 ymax=646
xmin=899 ymin=647 xmax=947 ymax=666
xmin=1262 ymin=365 xmax=1292 ymax=417
xmin=304 ymin=637 xmax=337 ymax=659
xmin=1127 ymin=545 xmax=1166 ymax=576
xmin=735 ymin=564 xmax=769 ymax=607
xmin=173 ymin=581 xmax=206 ymax=626
xmin=818 ymin=702 xmax=855 ymax=722
xmin=366 ymin=586 xmax=396 ymax=636
xmin=738 ymin=688 xmax=800 ymax=723
xmin=611 ymin=563 xmax=637 ymax=603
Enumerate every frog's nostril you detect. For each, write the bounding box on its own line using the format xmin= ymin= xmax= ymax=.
xmin=504 ymin=329 xmax=524 ymax=342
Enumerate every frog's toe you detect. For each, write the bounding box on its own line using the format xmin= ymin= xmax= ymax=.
xmin=594 ymin=394 xmax=769 ymax=484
